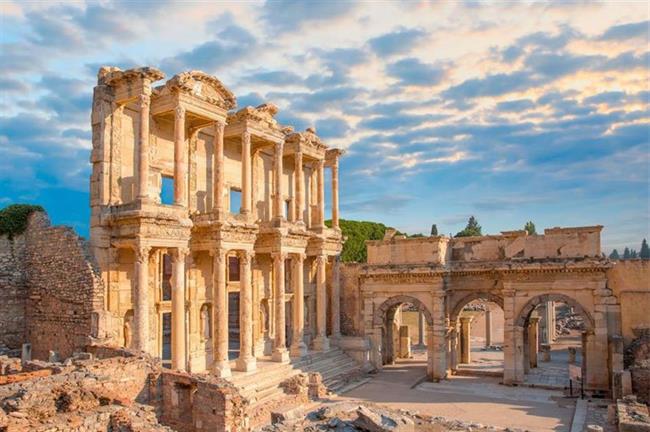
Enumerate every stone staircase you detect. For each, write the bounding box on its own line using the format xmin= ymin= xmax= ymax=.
xmin=227 ymin=347 xmax=364 ymax=406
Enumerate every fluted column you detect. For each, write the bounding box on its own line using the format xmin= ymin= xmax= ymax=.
xmin=213 ymin=121 xmax=225 ymax=217
xmin=136 ymin=94 xmax=151 ymax=199
xmin=313 ymin=254 xmax=329 ymax=351
xmin=133 ymin=245 xmax=151 ymax=352
xmin=317 ymin=159 xmax=325 ymax=228
xmin=290 ymin=253 xmax=307 ymax=357
xmin=331 ymin=158 xmax=339 ymax=229
xmin=273 ymin=141 xmax=284 ymax=222
xmin=173 ymin=105 xmax=186 ymax=206
xmin=330 ymin=256 xmax=341 ymax=342
xmin=211 ymin=249 xmax=230 ymax=377
xmin=241 ymin=131 xmax=251 ymax=215
xmin=272 ymin=252 xmax=289 ymax=362
xmin=171 ymin=247 xmax=187 ymax=370
xmin=544 ymin=301 xmax=555 ymax=344
xmin=295 ymin=152 xmax=304 ymax=223
xmin=236 ymin=250 xmax=256 ymax=371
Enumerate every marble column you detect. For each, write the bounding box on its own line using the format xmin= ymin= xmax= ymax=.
xmin=241 ymin=131 xmax=251 ymax=215
xmin=212 ymin=249 xmax=230 ymax=377
xmin=313 ymin=255 xmax=329 ymax=351
xmin=330 ymin=256 xmax=341 ymax=342
xmin=295 ymin=151 xmax=304 ymax=223
xmin=236 ymin=250 xmax=256 ymax=371
xmin=136 ymin=94 xmax=150 ymax=200
xmin=317 ymin=159 xmax=325 ymax=228
xmin=173 ymin=105 xmax=186 ymax=206
xmin=133 ymin=245 xmax=150 ymax=352
xmin=290 ymin=253 xmax=307 ymax=357
xmin=171 ymin=248 xmax=187 ymax=370
xmin=460 ymin=316 xmax=472 ymax=364
xmin=273 ymin=141 xmax=284 ymax=222
xmin=529 ymin=316 xmax=539 ymax=369
xmin=485 ymin=307 xmax=492 ymax=348
xmin=213 ymin=121 xmax=225 ymax=216
xmin=272 ymin=252 xmax=290 ymax=362
xmin=331 ymin=157 xmax=339 ymax=229
xmin=431 ymin=292 xmax=448 ymax=380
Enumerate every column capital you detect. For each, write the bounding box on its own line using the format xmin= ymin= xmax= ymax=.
xmin=242 ymin=130 xmax=251 ymax=143
xmin=134 ymin=245 xmax=151 ymax=264
xmin=272 ymin=251 xmax=288 ymax=262
xmin=214 ymin=120 xmax=225 ymax=134
xmin=238 ymin=249 xmax=254 ymax=264
xmin=171 ymin=247 xmax=190 ymax=261
xmin=315 ymin=254 xmax=328 ymax=265
xmin=292 ymin=252 xmax=307 ymax=261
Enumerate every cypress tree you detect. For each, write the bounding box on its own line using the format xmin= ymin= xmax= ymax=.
xmin=609 ymin=249 xmax=620 ymax=260
xmin=640 ymin=239 xmax=650 ymax=259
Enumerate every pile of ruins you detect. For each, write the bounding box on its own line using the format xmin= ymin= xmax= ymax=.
xmin=0 ymin=66 xmax=648 ymax=431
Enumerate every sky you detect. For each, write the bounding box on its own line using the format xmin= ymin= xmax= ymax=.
xmin=0 ymin=0 xmax=648 ymax=253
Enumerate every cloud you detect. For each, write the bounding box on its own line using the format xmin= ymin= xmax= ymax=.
xmin=261 ymin=0 xmax=356 ymax=32
xmin=315 ymin=117 xmax=351 ymax=139
xmin=242 ymin=69 xmax=304 ymax=86
xmin=386 ymin=58 xmax=445 ymax=86
xmin=368 ymin=27 xmax=426 ymax=56
xmin=598 ymin=20 xmax=649 ymax=41
xmin=358 ymin=113 xmax=444 ymax=131
xmin=443 ymin=71 xmax=532 ymax=99
xmin=496 ymin=99 xmax=535 ymax=112
xmin=341 ymin=194 xmax=413 ymax=214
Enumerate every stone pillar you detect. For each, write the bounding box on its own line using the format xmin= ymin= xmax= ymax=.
xmin=136 ymin=94 xmax=150 ymax=199
xmin=502 ymin=288 xmax=519 ymax=385
xmin=171 ymin=248 xmax=187 ymax=370
xmin=544 ymin=301 xmax=554 ymax=344
xmin=417 ymin=312 xmax=425 ymax=347
xmin=448 ymin=327 xmax=458 ymax=373
xmin=540 ymin=344 xmax=551 ymax=362
xmin=173 ymin=105 xmax=186 ymax=206
xmin=330 ymin=256 xmax=341 ymax=342
xmin=568 ymin=346 xmax=577 ymax=364
xmin=213 ymin=121 xmax=225 ymax=216
xmin=459 ymin=316 xmax=472 ymax=364
xmin=431 ymin=293 xmax=447 ymax=380
xmin=272 ymin=252 xmax=289 ymax=362
xmin=212 ymin=249 xmax=230 ymax=377
xmin=331 ymin=157 xmax=339 ymax=229
xmin=236 ymin=250 xmax=256 ymax=371
xmin=290 ymin=253 xmax=307 ymax=357
xmin=313 ymin=255 xmax=329 ymax=351
xmin=273 ymin=141 xmax=284 ymax=221
xmin=241 ymin=131 xmax=251 ymax=215
xmin=399 ymin=326 xmax=411 ymax=358
xmin=133 ymin=245 xmax=151 ymax=352
xmin=528 ymin=316 xmax=539 ymax=369
xmin=295 ymin=151 xmax=304 ymax=223
xmin=317 ymin=159 xmax=325 ymax=228
xmin=485 ymin=308 xmax=492 ymax=348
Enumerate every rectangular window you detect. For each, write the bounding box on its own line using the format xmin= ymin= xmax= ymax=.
xmin=160 ymin=176 xmax=174 ymax=205
xmin=228 ymin=256 xmax=240 ymax=282
xmin=285 ymin=199 xmax=291 ymax=221
xmin=229 ymin=188 xmax=241 ymax=214
xmin=161 ymin=253 xmax=172 ymax=301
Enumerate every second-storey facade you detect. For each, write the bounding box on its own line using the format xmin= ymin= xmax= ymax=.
xmin=89 ymin=66 xmax=343 ymax=376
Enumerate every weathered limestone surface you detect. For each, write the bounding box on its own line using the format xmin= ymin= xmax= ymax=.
xmin=0 ymin=212 xmax=109 ymax=360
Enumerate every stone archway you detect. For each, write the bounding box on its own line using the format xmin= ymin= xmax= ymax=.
xmin=449 ymin=292 xmax=505 ymax=374
xmin=510 ymin=292 xmax=598 ymax=388
xmin=372 ymin=295 xmax=434 ymax=373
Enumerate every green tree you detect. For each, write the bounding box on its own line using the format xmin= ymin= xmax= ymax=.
xmin=640 ymin=239 xmax=650 ymax=259
xmin=623 ymin=247 xmax=631 ymax=259
xmin=455 ymin=216 xmax=482 ymax=237
xmin=631 ymin=249 xmax=638 ymax=259
xmin=0 ymin=204 xmax=45 ymax=239
xmin=430 ymin=224 xmax=438 ymax=236
xmin=325 ymin=219 xmax=396 ymax=263
xmin=609 ymin=249 xmax=620 ymax=260
xmin=524 ymin=221 xmax=537 ymax=235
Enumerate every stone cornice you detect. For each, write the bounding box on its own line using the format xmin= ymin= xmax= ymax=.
xmin=160 ymin=70 xmax=236 ymax=110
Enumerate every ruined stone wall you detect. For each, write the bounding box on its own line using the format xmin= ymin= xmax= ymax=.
xmin=607 ymin=260 xmax=650 ymax=345
xmin=340 ymin=263 xmax=362 ymax=336
xmin=0 ymin=233 xmax=27 ymax=349
xmin=0 ymin=211 xmax=109 ymax=360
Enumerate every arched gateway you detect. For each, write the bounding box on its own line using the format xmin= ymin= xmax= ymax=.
xmin=352 ymin=227 xmax=622 ymax=393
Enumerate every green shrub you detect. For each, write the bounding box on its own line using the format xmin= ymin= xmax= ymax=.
xmin=0 ymin=204 xmax=45 ymax=239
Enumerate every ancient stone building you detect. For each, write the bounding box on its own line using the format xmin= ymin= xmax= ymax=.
xmin=340 ymin=227 xmax=650 ymax=396
xmin=88 ymin=66 xmax=344 ymax=375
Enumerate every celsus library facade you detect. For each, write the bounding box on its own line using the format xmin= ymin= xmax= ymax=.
xmin=88 ymin=67 xmax=344 ymax=376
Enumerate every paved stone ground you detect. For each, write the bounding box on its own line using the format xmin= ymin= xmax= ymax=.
xmin=336 ymin=358 xmax=576 ymax=432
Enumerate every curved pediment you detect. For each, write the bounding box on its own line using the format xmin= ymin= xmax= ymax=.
xmin=165 ymin=71 xmax=236 ymax=110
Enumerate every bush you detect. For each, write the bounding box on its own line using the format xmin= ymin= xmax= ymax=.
xmin=0 ymin=204 xmax=44 ymax=239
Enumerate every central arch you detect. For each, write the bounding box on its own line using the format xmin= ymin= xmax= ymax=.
xmin=373 ymin=295 xmax=433 ymax=328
